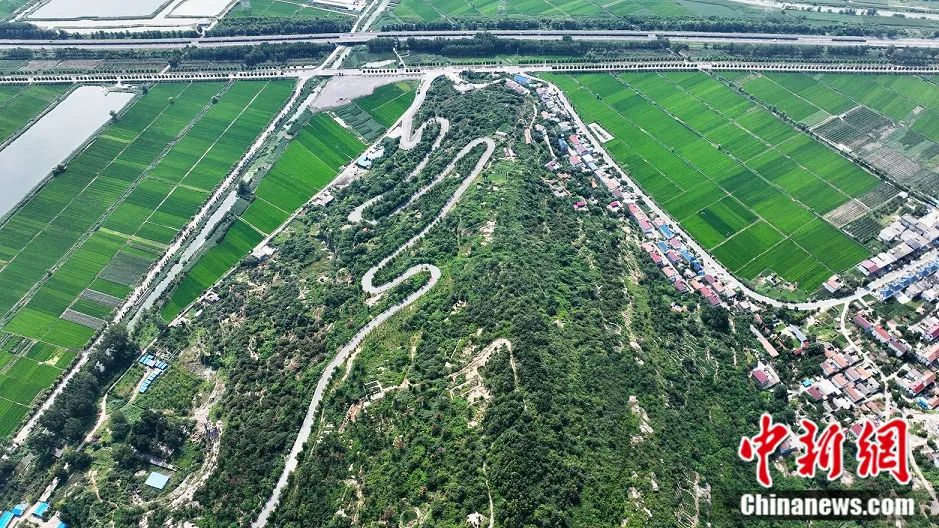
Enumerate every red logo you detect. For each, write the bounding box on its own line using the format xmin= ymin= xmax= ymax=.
xmin=856 ymin=418 xmax=911 ymax=485
xmin=795 ymin=418 xmax=845 ymax=481
xmin=739 ymin=414 xmax=790 ymax=487
xmin=739 ymin=414 xmax=910 ymax=487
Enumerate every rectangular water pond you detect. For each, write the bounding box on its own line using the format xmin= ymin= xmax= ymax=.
xmin=28 ymin=0 xmax=170 ymax=19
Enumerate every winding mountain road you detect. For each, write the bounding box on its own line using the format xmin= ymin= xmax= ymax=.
xmin=252 ymin=74 xmax=495 ymax=527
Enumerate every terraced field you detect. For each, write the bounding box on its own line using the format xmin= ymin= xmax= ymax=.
xmin=160 ymin=112 xmax=368 ymax=321
xmin=0 ymin=80 xmax=293 ymax=436
xmin=547 ymin=71 xmax=875 ymax=294
xmin=728 ymin=72 xmax=939 ymax=198
xmin=0 ymin=85 xmax=71 ymax=145
xmin=334 ymin=81 xmax=417 ymax=141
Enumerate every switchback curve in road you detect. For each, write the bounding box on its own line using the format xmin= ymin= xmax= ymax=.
xmin=252 ymin=75 xmax=495 ymax=527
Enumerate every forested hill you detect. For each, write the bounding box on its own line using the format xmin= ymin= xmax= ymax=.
xmin=223 ymin=80 xmax=805 ymax=527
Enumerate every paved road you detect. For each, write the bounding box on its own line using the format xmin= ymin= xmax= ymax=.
xmin=1 ymin=29 xmax=937 ymax=50
xmin=253 ymin=72 xmax=497 ymax=527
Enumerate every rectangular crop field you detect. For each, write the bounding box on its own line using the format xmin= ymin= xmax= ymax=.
xmin=388 ymin=0 xmax=931 ymax=23
xmin=0 ymin=80 xmax=292 ymax=436
xmin=334 ymin=81 xmax=417 ymax=141
xmin=0 ymin=84 xmax=70 ymax=144
xmin=355 ymin=81 xmax=417 ymax=128
xmin=547 ymin=71 xmax=874 ymax=294
xmin=390 ymin=0 xmax=763 ymax=20
xmin=160 ymin=111 xmax=374 ymax=320
xmin=732 ymin=73 xmax=939 ymax=127
xmin=225 ymin=0 xmax=350 ymax=19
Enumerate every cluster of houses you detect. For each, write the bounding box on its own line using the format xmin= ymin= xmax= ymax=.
xmin=877 ymin=257 xmax=939 ymax=303
xmin=504 ymin=75 xmax=531 ymax=96
xmin=137 ymin=353 xmax=169 ymax=394
xmin=535 ymin=84 xmax=564 ymax=118
xmin=858 ymin=210 xmax=939 ymax=277
xmin=631 ymin=205 xmax=729 ymax=305
xmin=559 ymin=134 xmax=601 ymax=172
xmin=853 ymin=309 xmax=939 ymax=408
xmin=802 ymin=343 xmax=881 ymax=412
xmin=0 ymin=501 xmax=64 ymax=528
xmin=538 ymin=84 xmax=622 ymax=196
xmin=912 ymin=315 xmax=939 ymax=347
xmin=898 ymin=366 xmax=938 ymax=402
xmin=853 ymin=312 xmax=913 ymax=356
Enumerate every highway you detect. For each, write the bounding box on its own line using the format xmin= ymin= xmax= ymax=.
xmin=1 ymin=28 xmax=938 ymax=50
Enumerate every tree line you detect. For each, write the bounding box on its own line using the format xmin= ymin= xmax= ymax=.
xmin=368 ymin=33 xmax=683 ymax=58
xmin=382 ymin=14 xmax=910 ymax=37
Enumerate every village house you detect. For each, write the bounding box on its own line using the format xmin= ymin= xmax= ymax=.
xmin=751 ymin=363 xmax=780 ymax=390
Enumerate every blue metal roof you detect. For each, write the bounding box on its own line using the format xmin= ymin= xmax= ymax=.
xmin=145 ymin=472 xmax=170 ymax=490
xmin=33 ymin=502 xmax=49 ymax=518
xmin=0 ymin=511 xmax=14 ymax=528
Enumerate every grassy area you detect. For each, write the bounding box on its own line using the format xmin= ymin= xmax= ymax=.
xmin=0 ymin=85 xmax=71 ymax=145
xmin=160 ymin=111 xmax=369 ymax=321
xmin=0 ymin=80 xmax=292 ymax=436
xmin=547 ymin=71 xmax=875 ymax=295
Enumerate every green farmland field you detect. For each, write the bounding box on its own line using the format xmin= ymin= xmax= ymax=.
xmin=356 ymin=82 xmax=417 ymax=128
xmin=547 ymin=71 xmax=875 ymax=295
xmin=225 ymin=0 xmax=351 ymax=19
xmin=392 ymin=0 xmax=731 ymax=20
xmin=728 ymin=72 xmax=939 ymax=197
xmin=388 ymin=0 xmax=939 ymax=32
xmin=0 ymin=84 xmax=70 ymax=145
xmin=0 ymin=80 xmax=293 ymax=436
xmin=160 ymin=109 xmax=382 ymax=321
xmin=733 ymin=73 xmax=939 ymax=128
xmin=334 ymin=81 xmax=417 ymax=141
